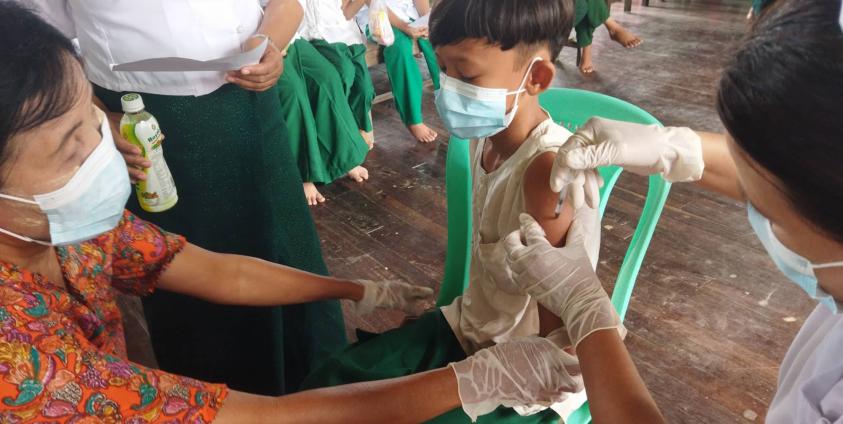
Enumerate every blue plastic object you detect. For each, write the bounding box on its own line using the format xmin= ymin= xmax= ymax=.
xmin=440 ymin=88 xmax=673 ymax=423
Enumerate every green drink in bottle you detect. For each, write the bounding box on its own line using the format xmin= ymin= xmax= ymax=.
xmin=119 ymin=93 xmax=178 ymax=213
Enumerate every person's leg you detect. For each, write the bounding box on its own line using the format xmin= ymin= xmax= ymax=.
xmin=418 ymin=37 xmax=440 ymax=90
xmin=296 ymin=39 xmax=370 ymax=184
xmin=383 ymin=27 xmax=437 ymax=143
xmin=277 ymin=43 xmax=326 ymax=206
xmin=346 ymin=43 xmax=376 ymax=148
xmin=605 ymin=17 xmax=642 ymax=48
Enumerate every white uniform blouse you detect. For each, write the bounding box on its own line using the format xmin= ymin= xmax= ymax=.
xmin=26 ymin=0 xmax=265 ymax=96
xmin=300 ymin=0 xmax=365 ymax=46
xmin=766 ymin=305 xmax=843 ymax=423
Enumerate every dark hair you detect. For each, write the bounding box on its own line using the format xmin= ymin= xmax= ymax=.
xmin=717 ymin=0 xmax=843 ymax=243
xmin=0 ymin=1 xmax=81 ymax=181
xmin=429 ymin=0 xmax=574 ymax=62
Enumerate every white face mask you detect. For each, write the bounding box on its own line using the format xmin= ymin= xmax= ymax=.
xmin=0 ymin=117 xmax=131 ymax=246
xmin=434 ymin=57 xmax=542 ymax=139
xmin=747 ymin=203 xmax=843 ymax=314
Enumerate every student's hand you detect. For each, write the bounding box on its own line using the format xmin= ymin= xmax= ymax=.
xmin=105 ymin=110 xmax=152 ymax=183
xmin=402 ymin=25 xmax=428 ymax=39
xmin=450 ymin=336 xmax=583 ymax=421
xmin=353 ymin=279 xmax=434 ymax=316
xmin=227 ymin=35 xmax=285 ymax=92
xmin=551 ymin=117 xmax=704 ymax=209
xmin=504 ymin=214 xmax=625 ymax=348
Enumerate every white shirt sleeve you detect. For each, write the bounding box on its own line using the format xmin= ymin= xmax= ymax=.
xmin=20 ymin=0 xmax=77 ymax=38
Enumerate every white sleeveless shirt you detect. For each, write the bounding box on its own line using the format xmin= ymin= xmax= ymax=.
xmin=441 ymin=117 xmax=600 ymax=354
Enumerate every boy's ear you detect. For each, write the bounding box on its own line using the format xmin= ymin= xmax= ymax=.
xmin=526 ymin=58 xmax=555 ymax=96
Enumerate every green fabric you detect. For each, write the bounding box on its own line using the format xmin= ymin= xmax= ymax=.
xmin=381 ymin=27 xmax=441 ymax=126
xmin=278 ymin=39 xmax=369 ymax=184
xmin=302 ymin=311 xmax=560 ymax=424
xmin=310 ymin=39 xmax=375 ymax=132
xmin=94 ymin=83 xmax=347 ymax=396
xmin=574 ymin=0 xmax=610 ymax=47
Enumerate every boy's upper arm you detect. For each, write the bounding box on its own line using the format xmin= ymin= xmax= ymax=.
xmin=523 ymin=151 xmax=575 ymax=247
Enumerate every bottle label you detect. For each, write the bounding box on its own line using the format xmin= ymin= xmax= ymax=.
xmin=133 ymin=116 xmax=178 ymax=211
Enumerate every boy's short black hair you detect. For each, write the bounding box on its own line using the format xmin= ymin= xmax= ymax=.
xmin=429 ymin=0 xmax=574 ymax=62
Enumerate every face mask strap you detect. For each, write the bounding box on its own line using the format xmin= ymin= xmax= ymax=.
xmin=812 ymin=261 xmax=843 ymax=270
xmin=0 ymin=193 xmax=38 ymax=205
xmin=0 ymin=226 xmax=51 ymax=246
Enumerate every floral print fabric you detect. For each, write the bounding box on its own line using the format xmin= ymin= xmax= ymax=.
xmin=0 ymin=211 xmax=227 ymax=423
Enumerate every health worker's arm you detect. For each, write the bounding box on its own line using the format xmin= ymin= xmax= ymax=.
xmin=158 ymin=243 xmax=365 ymax=306
xmin=695 ymin=131 xmax=744 ymax=202
xmin=215 ymin=368 xmax=460 ymax=424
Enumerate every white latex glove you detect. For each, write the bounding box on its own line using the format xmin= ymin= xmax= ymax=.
xmin=552 ymin=117 xmax=704 ymax=209
xmin=353 ymin=279 xmax=433 ymax=316
xmin=504 ymin=214 xmax=625 ymax=348
xmin=450 ymin=336 xmax=583 ymax=422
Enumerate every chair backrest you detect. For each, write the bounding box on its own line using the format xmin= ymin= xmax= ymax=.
xmin=438 ymin=88 xmax=672 ymax=424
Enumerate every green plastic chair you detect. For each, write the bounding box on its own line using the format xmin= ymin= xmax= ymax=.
xmin=438 ymin=87 xmax=672 ymax=424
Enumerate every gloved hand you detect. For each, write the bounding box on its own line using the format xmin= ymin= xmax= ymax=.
xmin=450 ymin=336 xmax=582 ymax=422
xmin=503 ymin=214 xmax=625 ymax=348
xmin=552 ymin=117 xmax=704 ymax=209
xmin=353 ymin=279 xmax=434 ymax=316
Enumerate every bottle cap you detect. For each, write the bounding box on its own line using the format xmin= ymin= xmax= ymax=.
xmin=120 ymin=93 xmax=145 ymax=113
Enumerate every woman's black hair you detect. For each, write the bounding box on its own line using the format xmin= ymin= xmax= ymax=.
xmin=0 ymin=1 xmax=81 ymax=180
xmin=717 ymin=0 xmax=843 ymax=243
xmin=429 ymin=0 xmax=574 ymax=62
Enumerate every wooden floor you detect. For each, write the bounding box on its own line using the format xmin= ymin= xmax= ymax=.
xmin=312 ymin=1 xmax=816 ymax=422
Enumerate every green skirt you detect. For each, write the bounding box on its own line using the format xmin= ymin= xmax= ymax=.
xmin=278 ymin=39 xmax=369 ymax=184
xmin=309 ymin=39 xmax=375 ymax=133
xmin=95 ymin=83 xmax=347 ymax=395
xmin=574 ymin=0 xmax=610 ymax=47
xmin=302 ymin=310 xmax=560 ymax=423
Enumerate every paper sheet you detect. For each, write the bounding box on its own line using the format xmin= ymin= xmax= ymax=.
xmin=409 ymin=13 xmax=430 ymax=29
xmin=111 ymin=38 xmax=268 ymax=72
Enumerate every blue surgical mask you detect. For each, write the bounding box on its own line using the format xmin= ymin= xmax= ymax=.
xmin=0 ymin=116 xmax=131 ymax=246
xmin=747 ymin=203 xmax=843 ymax=314
xmin=434 ymin=57 xmax=542 ymax=139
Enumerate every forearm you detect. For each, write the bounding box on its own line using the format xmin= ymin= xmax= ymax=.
xmin=260 ymin=0 xmax=304 ymax=49
xmin=414 ymin=0 xmax=431 ymax=16
xmin=695 ymin=131 xmax=744 ymax=202
xmin=576 ymin=330 xmax=665 ymax=424
xmin=160 ymin=244 xmax=363 ymax=306
xmin=214 ymin=368 xmax=460 ymax=423
xmin=387 ymin=8 xmax=409 ymax=31
xmin=343 ymin=0 xmax=368 ymax=20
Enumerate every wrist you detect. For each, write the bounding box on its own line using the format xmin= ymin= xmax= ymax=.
xmin=250 ymin=33 xmax=281 ymax=54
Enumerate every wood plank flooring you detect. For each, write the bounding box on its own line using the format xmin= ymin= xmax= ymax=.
xmin=312 ymin=1 xmax=814 ymax=422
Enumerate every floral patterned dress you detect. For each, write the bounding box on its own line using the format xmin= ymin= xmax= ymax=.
xmin=0 ymin=211 xmax=228 ymax=423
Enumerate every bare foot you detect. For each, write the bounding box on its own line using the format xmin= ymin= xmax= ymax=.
xmin=361 ymin=130 xmax=375 ymax=150
xmin=579 ymin=45 xmax=595 ymax=74
xmin=408 ymin=123 xmax=438 ymax=143
xmin=605 ymin=18 xmax=642 ymax=48
xmin=303 ymin=182 xmax=326 ymax=206
xmin=347 ymin=166 xmax=369 ymax=183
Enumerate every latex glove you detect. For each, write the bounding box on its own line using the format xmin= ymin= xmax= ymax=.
xmin=504 ymin=214 xmax=625 ymax=348
xmin=552 ymin=117 xmax=704 ymax=209
xmin=450 ymin=336 xmax=583 ymax=422
xmin=353 ymin=279 xmax=434 ymax=316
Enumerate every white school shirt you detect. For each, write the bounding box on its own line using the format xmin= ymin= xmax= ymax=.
xmin=440 ymin=118 xmax=601 ymax=354
xmin=301 ymin=0 xmax=365 ymax=45
xmin=26 ymin=0 xmax=265 ymax=97
xmin=766 ymin=304 xmax=843 ymax=423
xmin=384 ymin=0 xmax=420 ymax=23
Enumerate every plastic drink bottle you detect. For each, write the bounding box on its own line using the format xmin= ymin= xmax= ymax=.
xmin=119 ymin=93 xmax=178 ymax=213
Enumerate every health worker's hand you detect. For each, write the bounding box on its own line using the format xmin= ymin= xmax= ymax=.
xmin=504 ymin=213 xmax=625 ymax=348
xmin=552 ymin=117 xmax=704 ymax=209
xmin=353 ymin=279 xmax=434 ymax=316
xmin=227 ymin=35 xmax=284 ymax=92
xmin=450 ymin=336 xmax=583 ymax=422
